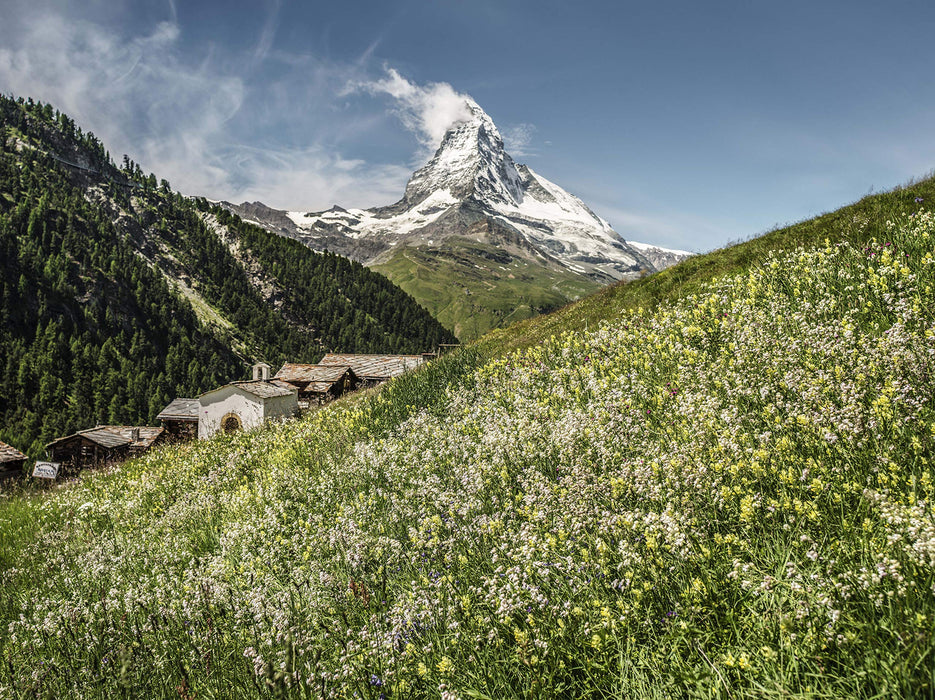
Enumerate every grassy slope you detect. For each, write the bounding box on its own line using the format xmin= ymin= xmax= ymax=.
xmin=371 ymin=238 xmax=601 ymax=341
xmin=1 ymin=176 xmax=935 ymax=698
xmin=477 ymin=173 xmax=935 ymax=357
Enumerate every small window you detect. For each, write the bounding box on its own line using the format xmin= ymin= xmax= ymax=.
xmin=222 ymin=412 xmax=242 ymax=433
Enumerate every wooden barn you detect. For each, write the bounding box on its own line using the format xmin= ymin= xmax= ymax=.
xmin=46 ymin=426 xmax=166 ymax=471
xmin=157 ymin=398 xmax=200 ymax=441
xmin=317 ymin=354 xmax=426 ymax=388
xmin=0 ymin=440 xmax=27 ymax=480
xmin=274 ymin=363 xmax=359 ymax=406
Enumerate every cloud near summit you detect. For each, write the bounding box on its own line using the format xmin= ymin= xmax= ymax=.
xmin=0 ymin=5 xmax=523 ymax=212
xmin=352 ymin=68 xmax=475 ymax=152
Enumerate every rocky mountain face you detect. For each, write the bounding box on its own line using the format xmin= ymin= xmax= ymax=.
xmin=227 ymin=100 xmax=691 ymax=339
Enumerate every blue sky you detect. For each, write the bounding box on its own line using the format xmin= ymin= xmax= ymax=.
xmin=1 ymin=0 xmax=934 ymax=251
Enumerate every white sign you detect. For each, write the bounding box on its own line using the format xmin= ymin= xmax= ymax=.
xmin=32 ymin=462 xmax=60 ymax=479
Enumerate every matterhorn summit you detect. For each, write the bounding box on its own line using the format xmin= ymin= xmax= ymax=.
xmin=270 ymin=99 xmax=658 ymax=281
xmin=225 ymin=98 xmax=690 ymax=338
xmin=397 ymin=99 xmax=525 ymax=209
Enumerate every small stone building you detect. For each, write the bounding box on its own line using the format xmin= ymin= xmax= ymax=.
xmin=274 ymin=363 xmax=359 ymax=406
xmin=0 ymin=440 xmax=27 ymax=480
xmin=197 ymin=380 xmax=298 ymax=440
xmin=317 ymin=353 xmax=426 ymax=388
xmin=46 ymin=426 xmax=166 ymax=471
xmin=157 ymin=398 xmax=200 ymax=441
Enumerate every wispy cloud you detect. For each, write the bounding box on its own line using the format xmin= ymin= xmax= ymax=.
xmin=350 ymin=67 xmax=474 ymax=154
xmin=502 ymin=122 xmax=537 ymax=157
xmin=0 ymin=4 xmax=417 ymax=209
xmin=251 ymin=0 xmax=281 ymax=65
xmin=223 ymin=145 xmax=412 ymax=211
xmin=0 ymin=6 xmax=550 ymax=212
xmin=0 ymin=10 xmax=243 ymax=195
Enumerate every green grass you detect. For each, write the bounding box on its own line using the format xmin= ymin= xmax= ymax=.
xmin=2 ymin=175 xmax=935 ymax=698
xmin=371 ymin=237 xmax=601 ymax=341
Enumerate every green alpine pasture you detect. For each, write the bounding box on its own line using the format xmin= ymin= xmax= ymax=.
xmin=2 ymin=183 xmax=935 ymax=698
xmin=371 ymin=237 xmax=601 ymax=342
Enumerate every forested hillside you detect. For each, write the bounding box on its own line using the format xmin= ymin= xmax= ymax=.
xmin=210 ymin=206 xmax=454 ymax=353
xmin=0 ymin=95 xmax=455 ymax=454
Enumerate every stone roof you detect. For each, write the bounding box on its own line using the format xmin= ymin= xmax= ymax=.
xmin=228 ymin=380 xmax=296 ymax=399
xmin=0 ymin=440 xmax=27 ymax=464
xmin=199 ymin=380 xmax=297 ymax=401
xmin=47 ymin=426 xmax=164 ymax=451
xmin=157 ymin=398 xmax=200 ymax=421
xmin=305 ymin=381 xmax=340 ymax=394
xmin=317 ymin=354 xmax=424 ymax=380
xmin=275 ymin=363 xmax=353 ymax=384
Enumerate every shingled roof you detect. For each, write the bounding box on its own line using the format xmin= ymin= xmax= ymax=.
xmin=228 ymin=380 xmax=296 ymax=399
xmin=157 ymin=398 xmax=200 ymax=421
xmin=47 ymin=426 xmax=164 ymax=451
xmin=317 ymin=354 xmax=424 ymax=380
xmin=0 ymin=440 xmax=26 ymax=465
xmin=275 ymin=363 xmax=354 ymax=384
xmin=198 ymin=380 xmax=297 ymax=401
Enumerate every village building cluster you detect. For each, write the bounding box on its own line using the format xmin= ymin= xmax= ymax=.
xmin=2 ymin=350 xmax=451 ymax=480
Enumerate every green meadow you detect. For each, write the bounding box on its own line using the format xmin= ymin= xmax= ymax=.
xmin=2 ymin=181 xmax=935 ymax=698
xmin=371 ymin=236 xmax=603 ymax=342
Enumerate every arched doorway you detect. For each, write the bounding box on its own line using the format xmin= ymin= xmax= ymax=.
xmin=221 ymin=412 xmax=242 ymax=434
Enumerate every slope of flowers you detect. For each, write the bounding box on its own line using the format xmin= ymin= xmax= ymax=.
xmin=2 ymin=212 xmax=935 ymax=698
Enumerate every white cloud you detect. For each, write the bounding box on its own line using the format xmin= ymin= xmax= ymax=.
xmin=224 ymin=145 xmax=412 ymax=211
xmin=351 ymin=67 xmax=475 ymax=153
xmin=0 ymin=11 xmax=245 ymax=197
xmin=0 ymin=9 xmax=555 ymax=212
xmin=251 ymin=0 xmax=280 ymax=64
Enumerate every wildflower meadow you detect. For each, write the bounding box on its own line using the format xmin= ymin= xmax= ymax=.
xmin=2 ymin=211 xmax=935 ymax=698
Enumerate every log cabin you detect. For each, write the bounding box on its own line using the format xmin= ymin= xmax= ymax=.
xmin=46 ymin=426 xmax=165 ymax=471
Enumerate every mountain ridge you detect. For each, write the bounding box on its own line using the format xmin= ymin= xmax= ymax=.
xmin=272 ymin=99 xmax=658 ymax=280
xmin=224 ymin=99 xmax=691 ymax=339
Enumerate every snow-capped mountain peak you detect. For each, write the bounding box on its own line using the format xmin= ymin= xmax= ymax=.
xmin=230 ymin=98 xmax=691 ymax=287
xmin=399 ymin=99 xmax=525 ymax=210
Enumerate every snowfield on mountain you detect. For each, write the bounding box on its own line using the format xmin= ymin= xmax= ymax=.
xmin=291 ymin=100 xmax=656 ymax=281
